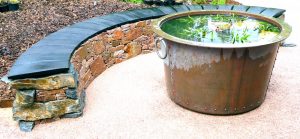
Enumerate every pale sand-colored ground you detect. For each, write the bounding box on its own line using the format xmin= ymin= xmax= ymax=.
xmin=0 ymin=0 xmax=299 ymax=138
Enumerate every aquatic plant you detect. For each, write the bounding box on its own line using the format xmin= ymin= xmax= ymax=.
xmin=230 ymin=28 xmax=251 ymax=44
xmin=258 ymin=21 xmax=280 ymax=33
xmin=161 ymin=14 xmax=280 ymax=44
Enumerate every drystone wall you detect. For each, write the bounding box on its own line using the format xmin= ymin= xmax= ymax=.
xmin=71 ymin=20 xmax=155 ymax=96
xmin=8 ymin=19 xmax=156 ymax=131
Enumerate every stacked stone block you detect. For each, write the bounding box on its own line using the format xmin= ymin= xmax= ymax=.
xmin=8 ymin=20 xmax=155 ymax=131
xmin=10 ymin=73 xmax=85 ymax=132
xmin=71 ymin=20 xmax=155 ymax=95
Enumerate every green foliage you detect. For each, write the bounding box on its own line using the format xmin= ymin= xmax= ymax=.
xmin=0 ymin=0 xmax=8 ymax=4
xmin=190 ymin=0 xmax=226 ymax=4
xmin=121 ymin=0 xmax=143 ymax=4
xmin=258 ymin=21 xmax=280 ymax=33
xmin=0 ymin=0 xmax=19 ymax=4
xmin=240 ymin=29 xmax=251 ymax=43
xmin=231 ymin=28 xmax=251 ymax=44
xmin=191 ymin=0 xmax=207 ymax=4
xmin=9 ymin=0 xmax=19 ymax=4
xmin=211 ymin=0 xmax=227 ymax=5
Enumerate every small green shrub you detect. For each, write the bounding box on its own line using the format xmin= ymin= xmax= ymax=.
xmin=0 ymin=0 xmax=8 ymax=5
xmin=191 ymin=0 xmax=207 ymax=4
xmin=189 ymin=0 xmax=227 ymax=4
xmin=0 ymin=0 xmax=19 ymax=4
xmin=121 ymin=0 xmax=143 ymax=4
xmin=211 ymin=0 xmax=227 ymax=5
xmin=9 ymin=0 xmax=19 ymax=4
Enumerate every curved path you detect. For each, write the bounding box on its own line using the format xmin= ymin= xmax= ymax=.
xmin=1 ymin=49 xmax=300 ymax=138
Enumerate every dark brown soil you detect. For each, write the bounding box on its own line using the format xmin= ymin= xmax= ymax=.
xmin=0 ymin=0 xmax=149 ymax=77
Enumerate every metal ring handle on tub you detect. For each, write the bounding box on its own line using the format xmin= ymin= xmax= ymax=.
xmin=155 ymin=37 xmax=168 ymax=59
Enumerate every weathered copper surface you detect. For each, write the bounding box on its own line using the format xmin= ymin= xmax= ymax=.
xmin=152 ymin=11 xmax=291 ymax=115
xmin=164 ymin=42 xmax=279 ymax=115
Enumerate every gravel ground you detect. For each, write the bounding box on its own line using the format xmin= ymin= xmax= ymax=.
xmin=0 ymin=48 xmax=299 ymax=138
xmin=0 ymin=0 xmax=149 ymax=77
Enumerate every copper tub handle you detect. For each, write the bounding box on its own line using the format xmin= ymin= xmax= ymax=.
xmin=155 ymin=37 xmax=168 ymax=59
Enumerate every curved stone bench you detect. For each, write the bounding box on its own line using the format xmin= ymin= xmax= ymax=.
xmin=6 ymin=4 xmax=286 ymax=131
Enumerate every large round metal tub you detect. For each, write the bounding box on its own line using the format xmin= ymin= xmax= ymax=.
xmin=152 ymin=10 xmax=291 ymax=115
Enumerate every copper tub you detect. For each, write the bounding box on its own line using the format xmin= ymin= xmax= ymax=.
xmin=152 ymin=10 xmax=291 ymax=115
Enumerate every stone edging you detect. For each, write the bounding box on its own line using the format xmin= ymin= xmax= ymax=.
xmin=1 ymin=4 xmax=286 ymax=131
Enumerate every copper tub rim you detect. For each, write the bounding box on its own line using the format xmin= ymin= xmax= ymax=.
xmin=152 ymin=10 xmax=292 ymax=49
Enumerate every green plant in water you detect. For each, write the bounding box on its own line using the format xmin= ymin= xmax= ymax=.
xmin=161 ymin=13 xmax=280 ymax=44
xmin=182 ymin=27 xmax=209 ymax=41
xmin=178 ymin=16 xmax=196 ymax=25
xmin=257 ymin=21 xmax=280 ymax=33
xmin=231 ymin=28 xmax=251 ymax=44
xmin=183 ymin=27 xmax=201 ymax=40
xmin=240 ymin=28 xmax=251 ymax=43
xmin=210 ymin=31 xmax=214 ymax=41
